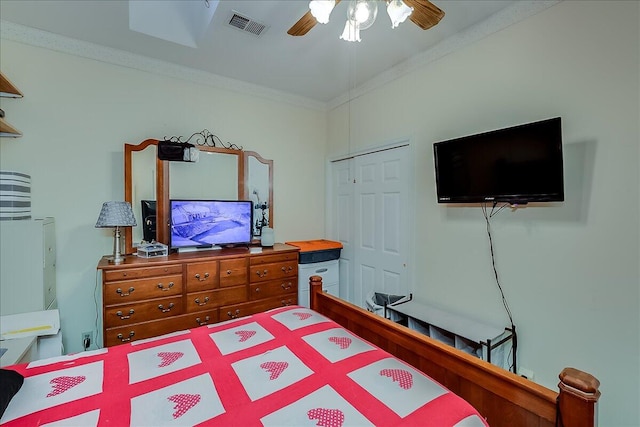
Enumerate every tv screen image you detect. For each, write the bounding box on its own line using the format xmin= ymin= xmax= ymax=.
xmin=433 ymin=117 xmax=564 ymax=204
xmin=169 ymin=200 xmax=253 ymax=250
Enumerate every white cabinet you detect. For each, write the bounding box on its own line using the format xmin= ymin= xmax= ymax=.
xmin=0 ymin=217 xmax=56 ymax=315
xmin=387 ymin=300 xmax=516 ymax=371
xmin=298 ymin=260 xmax=339 ymax=308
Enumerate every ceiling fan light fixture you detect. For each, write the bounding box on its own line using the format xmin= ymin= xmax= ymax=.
xmin=309 ymin=0 xmax=336 ymax=24
xmin=387 ymin=0 xmax=413 ymax=28
xmin=339 ymin=19 xmax=361 ymax=42
xmin=347 ymin=0 xmax=378 ymax=31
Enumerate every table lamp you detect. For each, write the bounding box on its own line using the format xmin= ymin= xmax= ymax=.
xmin=96 ymin=201 xmax=137 ymax=264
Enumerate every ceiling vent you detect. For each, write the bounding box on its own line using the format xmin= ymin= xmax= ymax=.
xmin=228 ymin=11 xmax=268 ymax=37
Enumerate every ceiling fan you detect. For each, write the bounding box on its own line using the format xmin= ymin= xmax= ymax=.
xmin=288 ymin=0 xmax=445 ymax=41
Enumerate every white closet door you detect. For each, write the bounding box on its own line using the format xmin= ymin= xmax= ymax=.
xmin=330 ymin=145 xmax=411 ymax=307
xmin=330 ymin=159 xmax=354 ymax=301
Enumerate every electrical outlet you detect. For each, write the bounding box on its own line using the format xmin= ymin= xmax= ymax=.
xmin=518 ymin=367 xmax=534 ymax=380
xmin=82 ymin=331 xmax=93 ymax=350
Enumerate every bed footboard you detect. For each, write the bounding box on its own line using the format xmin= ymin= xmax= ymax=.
xmin=309 ymin=276 xmax=600 ymax=427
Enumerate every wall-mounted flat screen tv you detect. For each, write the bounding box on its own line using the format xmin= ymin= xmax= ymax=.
xmin=433 ymin=117 xmax=564 ymax=204
xmin=169 ymin=199 xmax=253 ymax=250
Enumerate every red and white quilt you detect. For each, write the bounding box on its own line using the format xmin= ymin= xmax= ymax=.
xmin=1 ymin=306 xmax=489 ymax=426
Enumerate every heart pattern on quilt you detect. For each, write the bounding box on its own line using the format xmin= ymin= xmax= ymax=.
xmin=380 ymin=368 xmax=413 ymax=390
xmin=157 ymin=351 xmax=184 ymax=368
xmin=168 ymin=393 xmax=201 ymax=419
xmin=235 ymin=330 xmax=256 ymax=342
xmin=260 ymin=361 xmax=289 ymax=380
xmin=307 ymin=408 xmax=345 ymax=427
xmin=328 ymin=336 xmax=352 ymax=349
xmin=46 ymin=375 xmax=86 ymax=397
xmin=293 ymin=312 xmax=312 ymax=321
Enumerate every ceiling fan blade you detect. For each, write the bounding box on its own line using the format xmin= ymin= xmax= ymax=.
xmin=287 ymin=10 xmax=317 ymax=36
xmin=404 ymin=0 xmax=445 ymax=30
xmin=287 ymin=0 xmax=342 ymax=36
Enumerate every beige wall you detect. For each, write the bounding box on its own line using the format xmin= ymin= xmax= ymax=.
xmin=0 ymin=39 xmax=327 ymax=354
xmin=328 ymin=1 xmax=638 ymax=426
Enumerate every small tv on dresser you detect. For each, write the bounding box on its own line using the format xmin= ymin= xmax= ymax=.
xmin=169 ymin=199 xmax=253 ymax=251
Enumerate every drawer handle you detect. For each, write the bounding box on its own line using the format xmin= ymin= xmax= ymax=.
xmin=226 ymin=269 xmax=232 ymax=275
xmin=256 ymin=269 xmax=268 ymax=277
xmin=195 ymin=272 xmax=210 ymax=281
xmin=157 ymin=282 xmax=174 ymax=291
xmin=281 ymin=299 xmax=293 ymax=306
xmin=281 ymin=282 xmax=292 ymax=291
xmin=116 ymin=309 xmax=135 ymax=320
xmin=196 ymin=316 xmax=210 ymax=326
xmin=255 ymin=287 xmax=260 ymax=293
xmin=195 ymin=296 xmax=210 ymax=306
xmin=117 ymin=331 xmax=135 ymax=342
xmin=315 ymin=268 xmax=328 ymax=273
xmin=158 ymin=303 xmax=174 ymax=313
xmin=226 ymin=309 xmax=240 ymax=319
xmin=116 ymin=287 xmax=135 ymax=297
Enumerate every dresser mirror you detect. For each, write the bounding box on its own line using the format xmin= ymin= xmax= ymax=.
xmin=124 ymin=138 xmax=272 ymax=254
xmin=169 ymin=147 xmax=242 ymax=200
xmin=245 ymin=151 xmax=273 ymax=239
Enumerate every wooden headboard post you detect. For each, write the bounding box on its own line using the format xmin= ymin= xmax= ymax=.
xmin=309 ymin=275 xmax=600 ymax=427
xmin=557 ymin=367 xmax=601 ymax=427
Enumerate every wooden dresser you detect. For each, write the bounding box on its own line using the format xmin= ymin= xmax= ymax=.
xmin=97 ymin=244 xmax=299 ymax=347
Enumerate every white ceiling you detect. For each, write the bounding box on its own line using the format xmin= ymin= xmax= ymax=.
xmin=0 ymin=1 xmax=553 ymax=107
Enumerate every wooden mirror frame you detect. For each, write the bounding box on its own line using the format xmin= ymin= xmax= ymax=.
xmin=124 ymin=139 xmax=165 ymax=255
xmin=125 ymin=139 xmax=273 ymax=254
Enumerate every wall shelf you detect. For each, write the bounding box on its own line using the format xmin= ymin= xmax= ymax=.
xmin=0 ymin=72 xmax=23 ymax=138
xmin=0 ymin=72 xmax=23 ymax=98
xmin=0 ymin=117 xmax=22 ymax=137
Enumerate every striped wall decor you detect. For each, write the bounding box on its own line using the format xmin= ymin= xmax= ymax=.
xmin=0 ymin=171 xmax=31 ymax=220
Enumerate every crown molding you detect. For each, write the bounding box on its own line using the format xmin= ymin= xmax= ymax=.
xmin=0 ymin=19 xmax=327 ymax=112
xmin=327 ymin=0 xmax=561 ymax=110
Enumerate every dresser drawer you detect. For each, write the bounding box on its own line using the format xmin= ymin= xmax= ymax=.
xmin=219 ymin=258 xmax=248 ymax=287
xmin=104 ymin=275 xmax=182 ymax=305
xmin=186 ymin=286 xmax=247 ymax=312
xmin=220 ymin=293 xmax=297 ymax=321
xmin=104 ymin=309 xmax=218 ymax=347
xmin=249 ymin=279 xmax=297 ymax=300
xmin=250 ymin=261 xmax=297 ymax=283
xmin=104 ymin=264 xmax=182 ymax=281
xmin=186 ymin=261 xmax=219 ymax=291
xmin=250 ymin=252 xmax=298 ymax=266
xmin=104 ymin=296 xmax=184 ymax=328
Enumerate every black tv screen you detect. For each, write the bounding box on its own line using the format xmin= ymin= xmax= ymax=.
xmin=433 ymin=117 xmax=564 ymax=204
xmin=169 ymin=200 xmax=253 ymax=249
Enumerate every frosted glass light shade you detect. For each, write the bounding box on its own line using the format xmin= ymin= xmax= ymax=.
xmin=309 ymin=0 xmax=335 ymax=24
xmin=387 ymin=0 xmax=413 ymax=28
xmin=340 ymin=19 xmax=361 ymax=42
xmin=347 ymin=0 xmax=378 ymax=30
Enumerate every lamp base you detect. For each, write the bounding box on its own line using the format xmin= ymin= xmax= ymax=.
xmin=106 ymin=255 xmax=126 ymax=264
xmin=110 ymin=226 xmax=125 ymax=264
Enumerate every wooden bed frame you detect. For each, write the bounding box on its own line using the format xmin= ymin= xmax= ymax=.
xmin=309 ymin=276 xmax=600 ymax=427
